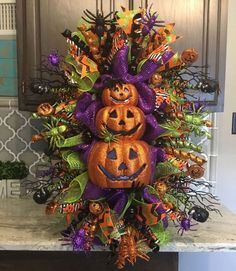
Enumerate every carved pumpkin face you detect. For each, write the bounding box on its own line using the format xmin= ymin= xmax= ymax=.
xmin=150 ymin=73 xmax=162 ymax=87
xmin=96 ymin=105 xmax=145 ymax=140
xmin=88 ymin=141 xmax=151 ymax=188
xmin=187 ymin=164 xmax=204 ymax=179
xmin=89 ymin=202 xmax=104 ymax=215
xmin=102 ymin=83 xmax=138 ymax=106
xmin=154 ymin=181 xmax=168 ymax=198
xmin=181 ymin=48 xmax=198 ymax=65
xmin=37 ymin=103 xmax=54 ymax=116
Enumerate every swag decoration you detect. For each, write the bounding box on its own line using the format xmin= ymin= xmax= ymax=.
xmin=31 ymin=5 xmax=220 ymax=269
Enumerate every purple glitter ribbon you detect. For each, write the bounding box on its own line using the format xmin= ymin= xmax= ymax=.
xmin=74 ymin=93 xmax=102 ymax=135
xmin=111 ymin=44 xmax=174 ymax=115
xmin=143 ymin=114 xmax=166 ymax=143
xmin=112 ymin=44 xmax=174 ymax=83
xmin=93 ymin=74 xmax=112 ymax=91
xmin=82 ymin=183 xmax=128 ymax=215
xmin=135 ymin=82 xmax=156 ymax=114
xmin=150 ymin=146 xmax=166 ymax=183
xmin=82 ymin=182 xmax=108 ymax=200
xmin=73 ymin=141 xmax=95 ymax=164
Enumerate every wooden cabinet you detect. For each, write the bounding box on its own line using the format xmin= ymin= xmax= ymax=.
xmin=0 ymin=251 xmax=178 ymax=271
xmin=135 ymin=0 xmax=228 ymax=112
xmin=16 ymin=0 xmax=227 ymax=111
xmin=0 ymin=39 xmax=17 ymax=97
xmin=16 ymin=0 xmax=131 ymax=110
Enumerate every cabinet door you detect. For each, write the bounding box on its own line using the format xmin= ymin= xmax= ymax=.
xmin=16 ymin=0 xmax=131 ymax=111
xmin=17 ymin=0 xmax=227 ymax=111
xmin=134 ymin=0 xmax=228 ymax=112
xmin=0 ymin=251 xmax=178 ymax=271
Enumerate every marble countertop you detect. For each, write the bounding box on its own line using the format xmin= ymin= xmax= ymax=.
xmin=0 ymin=199 xmax=236 ymax=252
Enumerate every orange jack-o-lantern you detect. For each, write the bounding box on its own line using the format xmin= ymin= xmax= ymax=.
xmin=96 ymin=105 xmax=145 ymax=140
xmin=102 ymin=83 xmax=138 ymax=106
xmin=88 ymin=141 xmax=151 ymax=188
xmin=181 ymin=48 xmax=198 ymax=65
xmin=187 ymin=164 xmax=205 ymax=179
xmin=37 ymin=103 xmax=54 ymax=116
xmin=150 ymin=72 xmax=162 ymax=87
xmin=89 ymin=202 xmax=104 ymax=215
xmin=154 ymin=180 xmax=168 ymax=199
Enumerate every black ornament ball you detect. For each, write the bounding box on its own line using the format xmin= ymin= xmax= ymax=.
xmin=33 ymin=187 xmax=51 ymax=204
xmin=125 ymin=206 xmax=137 ymax=222
xmin=149 ymin=240 xmax=160 ymax=252
xmin=189 ymin=206 xmax=209 ymax=223
xmin=31 ymin=82 xmax=50 ymax=95
xmin=197 ymin=79 xmax=220 ymax=94
xmin=153 ymin=110 xmax=167 ymax=123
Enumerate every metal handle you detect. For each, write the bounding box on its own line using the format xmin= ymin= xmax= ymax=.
xmin=21 ymin=81 xmax=25 ymax=94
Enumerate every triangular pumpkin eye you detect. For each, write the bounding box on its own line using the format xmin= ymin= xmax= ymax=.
xmin=129 ymin=148 xmax=138 ymax=159
xmin=109 ymin=110 xmax=118 ymax=118
xmin=113 ymin=87 xmax=119 ymax=92
xmin=107 ymin=149 xmax=117 ymax=160
xmin=127 ymin=110 xmax=134 ymax=118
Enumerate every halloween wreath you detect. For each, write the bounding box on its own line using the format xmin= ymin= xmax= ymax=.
xmin=31 ymin=5 xmax=220 ymax=269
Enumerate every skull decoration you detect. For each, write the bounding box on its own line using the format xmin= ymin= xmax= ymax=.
xmin=88 ymin=141 xmax=151 ymax=188
xmin=102 ymin=83 xmax=139 ymax=106
xmin=181 ymin=48 xmax=198 ymax=65
xmin=154 ymin=180 xmax=168 ymax=199
xmin=96 ymin=105 xmax=146 ymax=140
xmin=150 ymin=72 xmax=162 ymax=87
xmin=89 ymin=202 xmax=104 ymax=215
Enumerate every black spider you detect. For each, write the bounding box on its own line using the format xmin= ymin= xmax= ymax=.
xmin=82 ymin=9 xmax=114 ymax=41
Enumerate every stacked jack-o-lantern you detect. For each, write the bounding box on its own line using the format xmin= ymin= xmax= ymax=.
xmin=88 ymin=83 xmax=152 ymax=189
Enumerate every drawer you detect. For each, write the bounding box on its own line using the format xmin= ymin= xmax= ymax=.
xmin=0 ymin=59 xmax=17 ymax=77
xmin=0 ymin=77 xmax=17 ymax=96
xmin=0 ymin=40 xmax=17 ymax=59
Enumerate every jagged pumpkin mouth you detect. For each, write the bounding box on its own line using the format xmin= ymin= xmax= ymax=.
xmin=110 ymin=95 xmax=132 ymax=104
xmin=98 ymin=164 xmax=146 ymax=181
xmin=106 ymin=123 xmax=141 ymax=136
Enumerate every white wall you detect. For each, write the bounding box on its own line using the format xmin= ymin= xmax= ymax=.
xmin=179 ymin=0 xmax=236 ymax=270
xmin=179 ymin=253 xmax=236 ymax=271
xmin=216 ymin=0 xmax=236 ymax=214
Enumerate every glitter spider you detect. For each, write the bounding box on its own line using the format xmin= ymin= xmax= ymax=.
xmin=60 ymin=227 xmax=87 ymax=252
xmin=141 ymin=4 xmax=165 ymax=37
xmin=82 ymin=9 xmax=114 ymax=43
xmin=176 ymin=215 xmax=198 ymax=236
